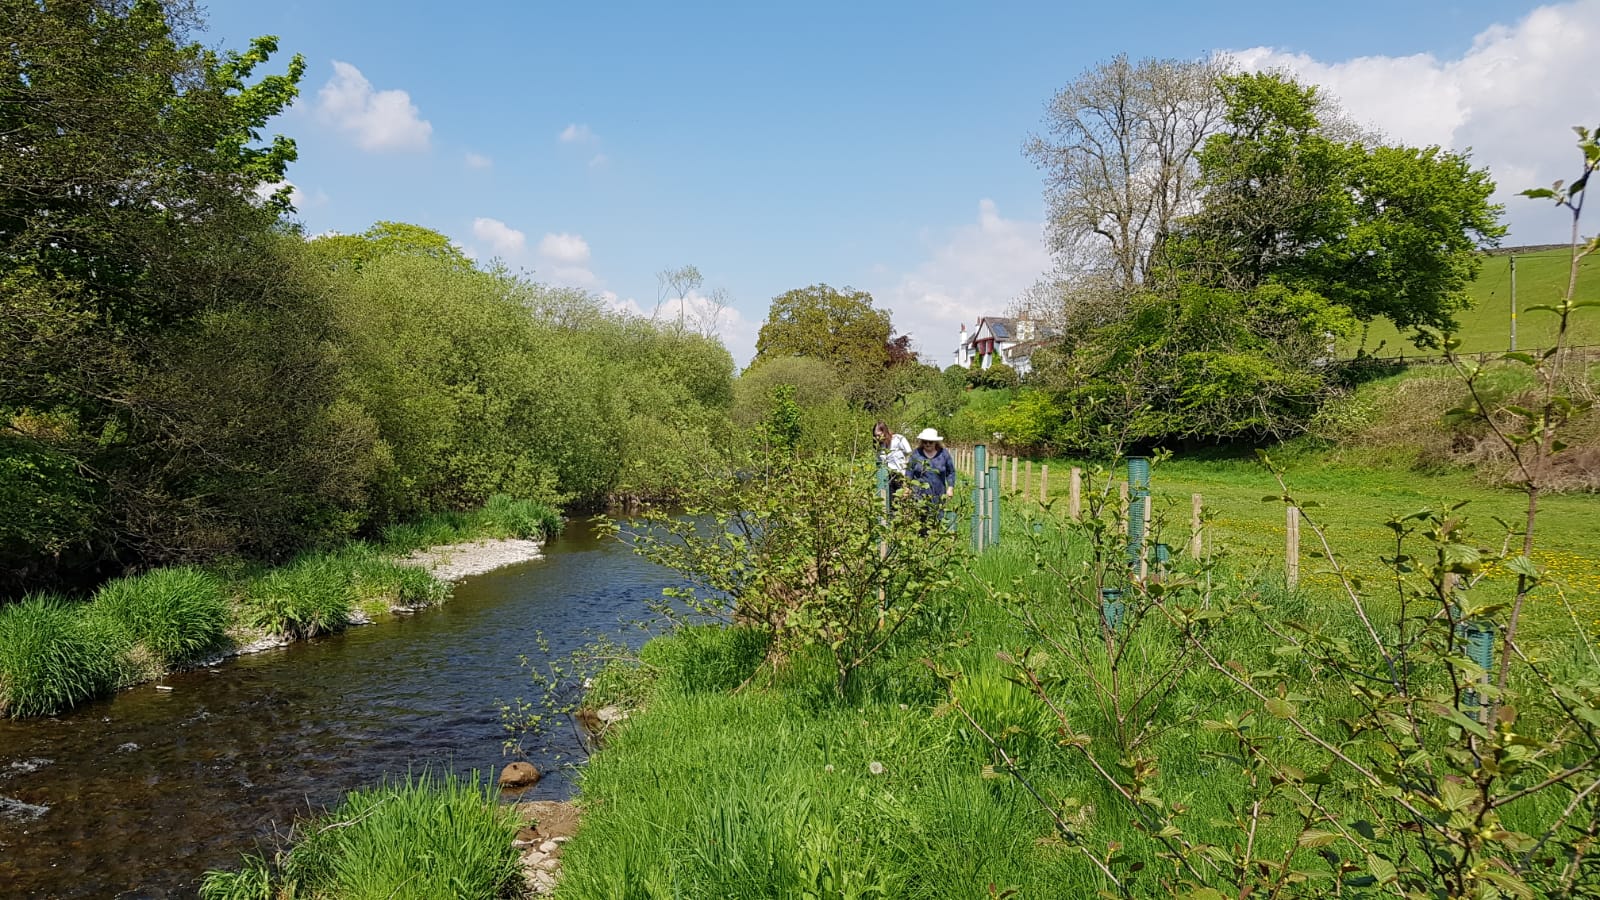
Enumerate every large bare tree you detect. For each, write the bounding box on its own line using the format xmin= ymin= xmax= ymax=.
xmin=1025 ymin=54 xmax=1232 ymax=289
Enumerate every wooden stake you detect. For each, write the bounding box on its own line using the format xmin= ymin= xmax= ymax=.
xmin=1139 ymin=495 xmax=1152 ymax=579
xmin=1024 ymin=459 xmax=1032 ymax=499
xmin=1067 ymin=467 xmax=1081 ymax=520
xmin=1119 ymin=481 xmax=1130 ymax=535
xmin=1040 ymin=464 xmax=1049 ymax=505
xmin=1011 ymin=456 xmax=1018 ymax=493
xmin=1286 ymin=506 xmax=1301 ymax=590
xmin=1189 ymin=493 xmax=1203 ymax=558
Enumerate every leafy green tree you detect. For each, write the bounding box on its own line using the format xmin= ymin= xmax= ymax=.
xmin=754 ymin=284 xmax=895 ymax=407
xmin=1033 ymin=282 xmax=1354 ymax=452
xmin=1177 ymin=72 xmax=1504 ymax=342
xmin=0 ymin=0 xmax=319 ymax=586
xmin=308 ymin=222 xmax=474 ymax=272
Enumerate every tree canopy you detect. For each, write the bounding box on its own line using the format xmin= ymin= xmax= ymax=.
xmin=1175 ymin=72 xmax=1504 ymax=340
xmin=754 ymin=284 xmax=900 ymax=407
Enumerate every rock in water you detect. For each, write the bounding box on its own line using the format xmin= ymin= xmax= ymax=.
xmin=0 ymin=795 xmax=50 ymax=822
xmin=499 ymin=761 xmax=541 ymax=789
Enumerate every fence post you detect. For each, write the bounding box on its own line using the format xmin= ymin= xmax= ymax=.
xmin=1024 ymin=459 xmax=1032 ymax=500
xmin=1139 ymin=495 xmax=1152 ymax=579
xmin=1011 ymin=456 xmax=1018 ymax=493
xmin=1189 ymin=493 xmax=1203 ymax=558
xmin=1040 ymin=464 xmax=1049 ymax=505
xmin=1286 ymin=506 xmax=1301 ymax=590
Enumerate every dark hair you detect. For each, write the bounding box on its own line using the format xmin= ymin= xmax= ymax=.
xmin=873 ymin=421 xmax=890 ymax=441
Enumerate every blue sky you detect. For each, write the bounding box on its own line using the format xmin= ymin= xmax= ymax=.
xmin=205 ymin=0 xmax=1596 ymax=365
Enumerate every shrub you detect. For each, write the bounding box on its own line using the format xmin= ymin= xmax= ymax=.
xmin=0 ymin=595 xmax=124 ymax=717
xmin=200 ymin=772 xmax=521 ymax=900
xmin=91 ymin=567 xmax=229 ymax=666
xmin=241 ymin=555 xmax=352 ymax=638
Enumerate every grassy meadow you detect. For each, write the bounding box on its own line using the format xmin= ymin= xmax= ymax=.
xmin=1352 ymin=247 xmax=1600 ymax=355
xmin=1008 ymin=450 xmax=1600 ymax=634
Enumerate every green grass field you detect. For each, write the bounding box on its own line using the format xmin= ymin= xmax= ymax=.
xmin=1353 ymin=247 xmax=1600 ymax=355
xmin=1001 ymin=449 xmax=1600 ymax=634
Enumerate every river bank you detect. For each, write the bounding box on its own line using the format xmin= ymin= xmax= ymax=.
xmin=0 ymin=516 xmax=666 ymax=898
xmin=0 ymin=498 xmax=561 ymax=721
xmin=201 ymin=535 xmax=549 ymax=664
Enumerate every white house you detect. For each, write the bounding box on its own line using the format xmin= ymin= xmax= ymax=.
xmin=955 ymin=317 xmax=1051 ymax=376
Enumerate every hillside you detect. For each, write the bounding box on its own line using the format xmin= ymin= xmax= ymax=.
xmin=1352 ymin=247 xmax=1600 ymax=355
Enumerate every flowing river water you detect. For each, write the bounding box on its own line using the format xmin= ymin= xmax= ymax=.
xmin=0 ymin=518 xmax=669 ymax=898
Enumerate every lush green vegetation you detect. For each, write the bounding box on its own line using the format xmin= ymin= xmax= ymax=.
xmin=1 ymin=3 xmax=736 ymax=598
xmin=198 ymin=772 xmax=521 ymax=900
xmin=544 ymin=468 xmax=1592 ymax=896
xmin=0 ymin=596 xmax=126 ymax=718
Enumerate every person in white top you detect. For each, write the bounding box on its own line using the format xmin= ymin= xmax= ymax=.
xmin=872 ymin=421 xmax=911 ymax=496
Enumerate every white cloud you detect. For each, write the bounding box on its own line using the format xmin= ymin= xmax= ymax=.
xmin=1227 ymin=0 xmax=1600 ymax=243
xmin=317 ymin=61 xmax=432 ymax=151
xmin=871 ymin=199 xmax=1050 ymax=367
xmin=253 ymin=179 xmax=306 ymax=208
xmin=472 ymin=217 xmax=527 ymax=257
xmin=537 ymin=232 xmax=591 ymax=265
xmin=559 ymin=123 xmax=595 ymax=143
xmin=536 ymin=232 xmax=597 ymax=287
xmin=464 ymin=151 xmax=492 ymax=170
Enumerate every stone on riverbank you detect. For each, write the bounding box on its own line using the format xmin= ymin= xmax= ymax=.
xmin=498 ymin=761 xmax=541 ymax=789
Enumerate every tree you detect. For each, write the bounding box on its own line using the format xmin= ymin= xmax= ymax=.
xmin=0 ymin=0 xmax=314 ymax=585
xmin=308 ymin=222 xmax=474 ymax=272
xmin=754 ymin=284 xmax=894 ymax=407
xmin=1178 ymin=72 xmax=1504 ymax=342
xmin=1025 ymin=55 xmax=1232 ymax=289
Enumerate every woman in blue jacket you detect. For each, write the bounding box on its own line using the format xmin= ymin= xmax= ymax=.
xmin=906 ymin=428 xmax=955 ymax=532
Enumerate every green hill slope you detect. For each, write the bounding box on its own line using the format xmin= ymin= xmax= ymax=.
xmin=1352 ymin=247 xmax=1600 ymax=356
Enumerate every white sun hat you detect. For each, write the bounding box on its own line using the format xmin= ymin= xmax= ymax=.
xmin=916 ymin=428 xmax=944 ymax=442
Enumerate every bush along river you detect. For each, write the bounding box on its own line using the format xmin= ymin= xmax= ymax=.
xmin=0 ymin=517 xmax=668 ymax=898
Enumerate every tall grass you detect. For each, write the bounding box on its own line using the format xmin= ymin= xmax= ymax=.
xmin=379 ymin=494 xmax=561 ymax=553
xmin=91 ymin=567 xmax=229 ymax=665
xmin=0 ymin=595 xmax=124 ymax=717
xmin=199 ymin=772 xmax=521 ymax=900
xmin=240 ymin=554 xmax=353 ymax=639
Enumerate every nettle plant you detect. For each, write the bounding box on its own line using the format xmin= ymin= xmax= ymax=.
xmin=954 ymin=132 xmax=1600 ymax=899
xmin=616 ymin=443 xmax=964 ymax=698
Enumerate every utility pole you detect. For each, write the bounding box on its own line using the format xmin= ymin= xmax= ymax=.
xmin=1509 ymin=254 xmax=1518 ymax=352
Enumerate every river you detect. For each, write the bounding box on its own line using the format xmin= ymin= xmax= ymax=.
xmin=0 ymin=517 xmax=668 ymax=898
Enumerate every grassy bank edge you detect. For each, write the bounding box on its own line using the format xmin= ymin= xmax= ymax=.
xmin=0 ymin=495 xmax=561 ymax=719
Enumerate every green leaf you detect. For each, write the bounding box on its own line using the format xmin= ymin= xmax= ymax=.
xmin=1366 ymin=853 xmax=1397 ymax=885
xmin=1265 ymin=698 xmax=1297 ymax=719
xmin=1298 ymin=829 xmax=1341 ymax=848
xmin=1506 ymin=556 xmax=1541 ymax=579
xmin=1520 ymin=187 xmax=1558 ymax=200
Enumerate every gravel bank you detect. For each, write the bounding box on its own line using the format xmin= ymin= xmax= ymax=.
xmin=398 ymin=538 xmax=546 ymax=582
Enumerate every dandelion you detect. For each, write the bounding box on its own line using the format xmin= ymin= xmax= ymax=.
xmin=824 ymin=764 xmax=834 ymax=773
xmin=868 ymin=761 xmax=885 ymax=776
